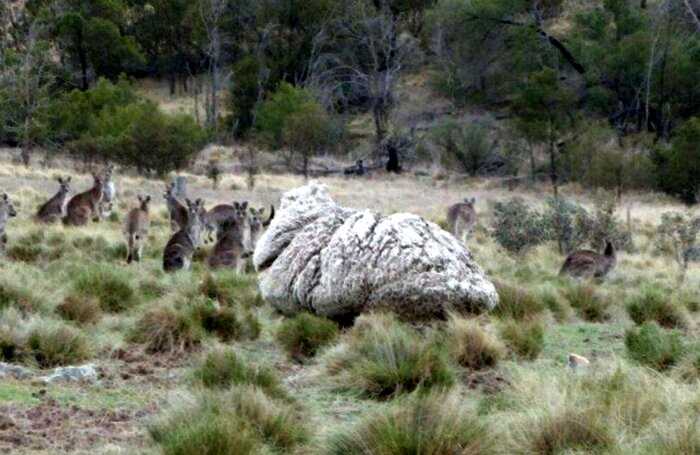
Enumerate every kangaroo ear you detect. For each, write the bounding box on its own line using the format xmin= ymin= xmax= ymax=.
xmin=2 ymin=193 xmax=8 ymax=201
xmin=66 ymin=176 xmax=72 ymax=183
xmin=471 ymin=197 xmax=476 ymax=204
xmin=57 ymin=176 xmax=63 ymax=184
xmin=241 ymin=201 xmax=248 ymax=210
xmin=145 ymin=195 xmax=151 ymax=203
xmin=185 ymin=198 xmax=192 ymax=207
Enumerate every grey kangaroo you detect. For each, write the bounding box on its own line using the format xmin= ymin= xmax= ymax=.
xmin=0 ymin=193 xmax=17 ymax=254
xmin=446 ymin=197 xmax=477 ymax=241
xmin=560 ymin=241 xmax=616 ymax=280
xmin=164 ymin=182 xmax=188 ymax=232
xmin=35 ymin=176 xmax=71 ymax=223
xmin=63 ymin=173 xmax=104 ymax=226
xmin=124 ymin=195 xmax=151 ymax=264
xmin=163 ymin=198 xmax=206 ymax=272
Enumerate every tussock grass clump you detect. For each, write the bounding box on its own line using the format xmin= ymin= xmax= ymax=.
xmin=72 ymin=265 xmax=138 ymax=312
xmin=193 ymin=298 xmax=261 ymax=342
xmin=132 ymin=305 xmax=205 ymax=353
xmin=563 ymin=284 xmax=611 ymax=322
xmin=0 ymin=326 xmax=23 ymax=362
xmin=199 ymin=273 xmax=263 ymax=307
xmin=523 ymin=408 xmax=615 ymax=454
xmin=192 ymin=349 xmax=285 ymax=398
xmin=56 ymin=295 xmax=102 ymax=325
xmin=27 ymin=321 xmax=92 ymax=367
xmin=625 ymin=322 xmax=685 ymax=370
xmin=446 ymin=316 xmax=505 ymax=370
xmin=0 ymin=280 xmax=45 ymax=313
xmin=493 ymin=281 xmax=545 ymax=320
xmin=499 ymin=319 xmax=544 ymax=360
xmin=626 ymin=286 xmax=688 ymax=329
xmin=276 ymin=313 xmax=339 ymax=360
xmin=324 ymin=390 xmax=495 ymax=455
xmin=325 ymin=313 xmax=454 ymax=399
xmin=642 ymin=417 xmax=700 ymax=454
xmin=150 ymin=386 xmax=308 ymax=454
xmin=539 ymin=287 xmax=571 ymax=322
xmin=673 ymin=349 xmax=700 ymax=383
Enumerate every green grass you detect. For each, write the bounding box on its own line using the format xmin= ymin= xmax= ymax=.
xmin=276 ymin=313 xmax=339 ymax=361
xmin=71 ymin=264 xmax=139 ymax=312
xmin=563 ymin=284 xmax=611 ymax=322
xmin=499 ymin=319 xmax=545 ymax=360
xmin=626 ymin=286 xmax=688 ymax=329
xmin=493 ymin=280 xmax=546 ymax=320
xmin=625 ymin=322 xmax=685 ymax=370
xmin=26 ymin=321 xmax=93 ymax=368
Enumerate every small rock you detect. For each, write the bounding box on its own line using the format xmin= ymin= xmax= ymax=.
xmin=0 ymin=361 xmax=33 ymax=380
xmin=568 ymin=353 xmax=590 ymax=370
xmin=0 ymin=414 xmax=15 ymax=430
xmin=38 ymin=364 xmax=99 ymax=384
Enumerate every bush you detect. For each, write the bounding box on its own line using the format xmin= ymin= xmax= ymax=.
xmin=27 ymin=322 xmax=92 ymax=368
xmin=625 ymin=322 xmax=685 ymax=370
xmin=193 ymin=298 xmax=261 ymax=342
xmin=447 ymin=316 xmax=504 ymax=370
xmin=499 ymin=319 xmax=544 ymax=360
xmin=493 ymin=281 xmax=546 ymax=320
xmin=0 ymin=325 xmax=23 ymax=362
xmin=563 ymin=284 xmax=611 ymax=322
xmin=256 ymin=82 xmax=314 ymax=148
xmin=525 ymin=409 xmax=615 ymax=454
xmin=0 ymin=280 xmax=44 ymax=313
xmin=491 ymin=198 xmax=549 ymax=254
xmin=626 ymin=286 xmax=688 ymax=329
xmin=150 ymin=386 xmax=308 ymax=454
xmin=72 ymin=266 xmax=138 ymax=312
xmin=541 ymin=197 xmax=589 ymax=253
xmin=655 ymin=117 xmax=700 ymax=204
xmin=199 ymin=273 xmax=263 ymax=308
xmin=131 ymin=306 xmax=205 ymax=353
xmin=56 ymin=295 xmax=102 ymax=325
xmin=325 ymin=313 xmax=455 ymax=399
xmin=192 ymin=349 xmax=284 ymax=398
xmin=674 ymin=349 xmax=700 ymax=383
xmin=324 ymin=390 xmax=495 ymax=454
xmin=275 ymin=313 xmax=339 ymax=360
xmin=430 ymin=120 xmax=492 ymax=176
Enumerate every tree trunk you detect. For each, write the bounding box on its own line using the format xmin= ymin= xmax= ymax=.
xmin=78 ymin=34 xmax=88 ymax=91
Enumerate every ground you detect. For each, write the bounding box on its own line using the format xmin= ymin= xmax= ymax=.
xmin=0 ymin=151 xmax=698 ymax=454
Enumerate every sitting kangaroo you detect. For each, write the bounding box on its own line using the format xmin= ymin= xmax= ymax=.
xmin=99 ymin=164 xmax=116 ymax=220
xmin=124 ymin=195 xmax=151 ymax=264
xmin=164 ymin=182 xmax=188 ymax=232
xmin=163 ymin=198 xmax=206 ymax=272
xmin=35 ymin=176 xmax=71 ymax=223
xmin=203 ymin=201 xmax=248 ymax=243
xmin=63 ymin=173 xmax=104 ymax=226
xmin=446 ymin=197 xmax=477 ymax=241
xmin=207 ymin=209 xmax=249 ymax=273
xmin=0 ymin=193 xmax=17 ymax=253
xmin=560 ymin=241 xmax=617 ymax=279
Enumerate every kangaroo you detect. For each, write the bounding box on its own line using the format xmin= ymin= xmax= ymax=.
xmin=35 ymin=176 xmax=71 ymax=223
xmin=99 ymin=164 xmax=116 ymax=220
xmin=447 ymin=197 xmax=477 ymax=241
xmin=203 ymin=201 xmax=248 ymax=243
xmin=207 ymin=210 xmax=249 ymax=273
xmin=163 ymin=198 xmax=206 ymax=272
xmin=248 ymin=205 xmax=275 ymax=250
xmin=164 ymin=182 xmax=188 ymax=232
xmin=559 ymin=241 xmax=617 ymax=279
xmin=0 ymin=193 xmax=17 ymax=254
xmin=63 ymin=173 xmax=104 ymax=226
xmin=124 ymin=195 xmax=151 ymax=264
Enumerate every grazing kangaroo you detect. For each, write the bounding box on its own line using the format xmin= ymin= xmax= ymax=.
xmin=124 ymin=195 xmax=151 ymax=264
xmin=163 ymin=198 xmax=206 ymax=272
xmin=99 ymin=164 xmax=116 ymax=220
xmin=447 ymin=197 xmax=477 ymax=241
xmin=203 ymin=201 xmax=248 ymax=242
xmin=0 ymin=193 xmax=17 ymax=253
xmin=207 ymin=210 xmax=249 ymax=273
xmin=163 ymin=182 xmax=188 ymax=232
xmin=63 ymin=173 xmax=104 ymax=226
xmin=35 ymin=176 xmax=71 ymax=223
xmin=248 ymin=205 xmax=275 ymax=249
xmin=559 ymin=241 xmax=617 ymax=279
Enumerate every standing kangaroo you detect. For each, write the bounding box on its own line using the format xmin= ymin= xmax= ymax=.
xmin=163 ymin=198 xmax=206 ymax=272
xmin=124 ymin=195 xmax=151 ymax=264
xmin=248 ymin=205 xmax=275 ymax=250
xmin=63 ymin=173 xmax=104 ymax=226
xmin=447 ymin=197 xmax=477 ymax=241
xmin=207 ymin=208 xmax=249 ymax=273
xmin=35 ymin=176 xmax=71 ymax=223
xmin=203 ymin=201 xmax=248 ymax=243
xmin=560 ymin=241 xmax=617 ymax=279
xmin=164 ymin=182 xmax=188 ymax=232
xmin=99 ymin=164 xmax=116 ymax=220
xmin=0 ymin=193 xmax=17 ymax=254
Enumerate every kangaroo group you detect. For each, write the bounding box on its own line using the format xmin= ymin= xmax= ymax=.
xmin=7 ymin=166 xmax=616 ymax=279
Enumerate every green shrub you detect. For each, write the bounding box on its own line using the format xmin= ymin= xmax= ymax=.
xmin=325 ymin=313 xmax=455 ymax=399
xmin=493 ymin=281 xmax=546 ymax=320
xmin=564 ymin=284 xmax=611 ymax=322
xmin=192 ymin=298 xmax=261 ymax=342
xmin=324 ymin=390 xmax=495 ymax=454
xmin=192 ymin=349 xmax=285 ymax=398
xmin=0 ymin=281 xmax=44 ymax=313
xmin=131 ymin=306 xmax=205 ymax=354
xmin=626 ymin=286 xmax=688 ymax=329
xmin=430 ymin=119 xmax=492 ymax=176
xmin=72 ymin=266 xmax=138 ymax=312
xmin=199 ymin=273 xmax=263 ymax=308
xmin=491 ymin=198 xmax=549 ymax=255
xmin=56 ymin=295 xmax=102 ymax=325
xmin=656 ymin=117 xmax=700 ymax=204
xmin=275 ymin=313 xmax=339 ymax=360
xmin=625 ymin=322 xmax=685 ymax=370
xmin=499 ymin=319 xmax=545 ymax=360
xmin=255 ymin=82 xmax=314 ymax=148
xmin=446 ymin=316 xmax=504 ymax=370
xmin=27 ymin=322 xmax=92 ymax=367
xmin=525 ymin=409 xmax=615 ymax=454
xmin=150 ymin=386 xmax=308 ymax=454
